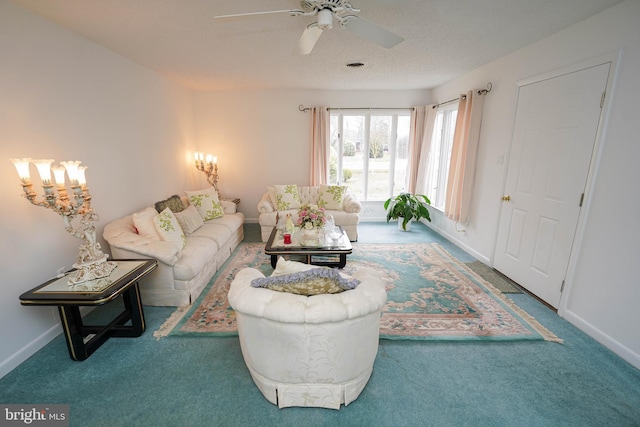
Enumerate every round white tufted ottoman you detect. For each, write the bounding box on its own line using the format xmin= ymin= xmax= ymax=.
xmin=228 ymin=266 xmax=387 ymax=409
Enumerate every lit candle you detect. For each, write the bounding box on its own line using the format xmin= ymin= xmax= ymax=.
xmin=61 ymin=161 xmax=82 ymax=186
xmin=33 ymin=159 xmax=54 ymax=186
xmin=51 ymin=166 xmax=67 ymax=189
xmin=206 ymin=154 xmax=213 ymax=164
xmin=77 ymin=166 xmax=87 ymax=188
xmin=212 ymin=156 xmax=218 ymax=165
xmin=10 ymin=158 xmax=33 ymax=184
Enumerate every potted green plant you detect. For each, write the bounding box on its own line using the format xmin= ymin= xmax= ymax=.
xmin=384 ymin=192 xmax=431 ymax=231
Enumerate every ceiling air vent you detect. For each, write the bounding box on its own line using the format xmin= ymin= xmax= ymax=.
xmin=346 ymin=62 xmax=365 ymax=68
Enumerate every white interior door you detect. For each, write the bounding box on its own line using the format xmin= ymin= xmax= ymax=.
xmin=494 ymin=63 xmax=610 ymax=308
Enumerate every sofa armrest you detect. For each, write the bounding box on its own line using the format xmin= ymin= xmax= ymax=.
xmin=103 ymin=217 xmax=181 ymax=266
xmin=220 ymin=200 xmax=237 ymax=214
xmin=257 ymin=192 xmax=275 ymax=213
xmin=342 ymin=193 xmax=362 ymax=213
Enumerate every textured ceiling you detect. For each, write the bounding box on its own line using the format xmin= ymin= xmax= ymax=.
xmin=10 ymin=0 xmax=623 ymax=91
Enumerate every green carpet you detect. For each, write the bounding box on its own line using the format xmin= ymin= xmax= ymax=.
xmin=156 ymin=242 xmax=559 ymax=342
xmin=1 ymin=223 xmax=639 ymax=427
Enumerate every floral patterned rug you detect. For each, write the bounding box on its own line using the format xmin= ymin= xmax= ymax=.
xmin=154 ymin=243 xmax=561 ymax=342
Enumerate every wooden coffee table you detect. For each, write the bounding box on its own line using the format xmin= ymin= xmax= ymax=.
xmin=264 ymin=226 xmax=352 ymax=268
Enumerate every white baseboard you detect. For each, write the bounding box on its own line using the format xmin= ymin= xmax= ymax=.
xmin=562 ymin=309 xmax=640 ymax=371
xmin=423 ymin=222 xmax=491 ymax=265
xmin=0 ymin=323 xmax=62 ymax=379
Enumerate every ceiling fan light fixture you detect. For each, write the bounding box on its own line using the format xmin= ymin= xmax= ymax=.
xmin=317 ymin=8 xmax=333 ymax=30
xmin=219 ymin=1 xmax=403 ymax=56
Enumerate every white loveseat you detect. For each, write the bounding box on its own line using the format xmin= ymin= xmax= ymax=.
xmin=103 ymin=191 xmax=244 ymax=306
xmin=257 ymin=185 xmax=361 ymax=242
xmin=228 ymin=263 xmax=387 ymax=409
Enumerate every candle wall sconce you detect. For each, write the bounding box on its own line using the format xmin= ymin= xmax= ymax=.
xmin=194 ymin=152 xmax=221 ymax=198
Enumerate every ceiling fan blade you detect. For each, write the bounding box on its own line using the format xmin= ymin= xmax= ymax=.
xmin=295 ymin=25 xmax=323 ymax=55
xmin=214 ymin=9 xmax=294 ymax=20
xmin=343 ymin=17 xmax=404 ymax=48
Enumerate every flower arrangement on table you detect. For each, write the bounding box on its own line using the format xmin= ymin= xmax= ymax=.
xmin=297 ymin=204 xmax=327 ymax=230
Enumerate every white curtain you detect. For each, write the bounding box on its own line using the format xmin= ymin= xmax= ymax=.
xmin=309 ymin=106 xmax=329 ymax=185
xmin=410 ymin=105 xmax=438 ymax=195
xmin=444 ymin=90 xmax=486 ymax=224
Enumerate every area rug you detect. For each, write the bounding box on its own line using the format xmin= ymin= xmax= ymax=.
xmin=155 ymin=243 xmax=561 ymax=342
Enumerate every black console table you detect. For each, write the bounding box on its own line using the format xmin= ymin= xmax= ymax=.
xmin=19 ymin=259 xmax=157 ymax=361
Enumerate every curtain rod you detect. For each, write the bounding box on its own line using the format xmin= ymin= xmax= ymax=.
xmin=432 ymin=96 xmax=463 ymax=109
xmin=432 ymin=82 xmax=493 ymax=109
xmin=298 ymin=105 xmax=414 ymax=113
xmin=298 ymin=81 xmax=492 ymax=112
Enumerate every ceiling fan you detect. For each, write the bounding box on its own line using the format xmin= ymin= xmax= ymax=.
xmin=214 ymin=0 xmax=404 ymax=55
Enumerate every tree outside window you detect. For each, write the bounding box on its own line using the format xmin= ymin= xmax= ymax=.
xmin=330 ymin=111 xmax=411 ymax=201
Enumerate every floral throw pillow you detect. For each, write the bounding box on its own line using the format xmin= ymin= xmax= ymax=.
xmin=274 ymin=184 xmax=301 ymax=211
xmin=185 ymin=187 xmax=224 ymax=221
xmin=318 ymin=185 xmax=346 ymax=210
xmin=154 ymin=208 xmax=186 ymax=250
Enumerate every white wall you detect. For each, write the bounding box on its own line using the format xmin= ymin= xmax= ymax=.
xmin=193 ymin=89 xmax=430 ymax=222
xmin=427 ymin=0 xmax=640 ymax=368
xmin=0 ymin=2 xmax=199 ymax=377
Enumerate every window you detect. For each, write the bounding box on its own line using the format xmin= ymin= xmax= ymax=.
xmin=423 ymin=103 xmax=458 ymax=210
xmin=329 ymin=111 xmax=411 ymax=201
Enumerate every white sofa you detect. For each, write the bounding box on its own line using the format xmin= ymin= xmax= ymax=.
xmin=257 ymin=185 xmax=361 ymax=242
xmin=103 ymin=196 xmax=244 ymax=306
xmin=228 ymin=265 xmax=387 ymax=409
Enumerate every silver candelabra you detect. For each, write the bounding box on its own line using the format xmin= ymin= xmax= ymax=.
xmin=10 ymin=158 xmax=117 ymax=285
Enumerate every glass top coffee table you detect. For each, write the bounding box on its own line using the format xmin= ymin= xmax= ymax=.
xmin=264 ymin=226 xmax=352 ymax=268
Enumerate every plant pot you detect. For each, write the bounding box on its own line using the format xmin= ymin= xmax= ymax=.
xmin=398 ymin=218 xmax=413 ymax=231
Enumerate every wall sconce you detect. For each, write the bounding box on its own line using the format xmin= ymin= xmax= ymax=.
xmin=194 ymin=152 xmax=220 ymax=197
xmin=10 ymin=158 xmax=117 ymax=286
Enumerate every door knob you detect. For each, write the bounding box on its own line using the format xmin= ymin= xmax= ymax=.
xmin=501 ymin=195 xmax=511 ymax=202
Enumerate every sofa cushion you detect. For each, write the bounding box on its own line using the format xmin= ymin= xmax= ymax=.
xmin=251 ymin=267 xmax=360 ymax=296
xmin=190 ymin=223 xmax=232 ymax=248
xmin=317 ymin=185 xmax=346 ymax=210
xmin=154 ymin=208 xmax=186 ymax=250
xmin=274 ymin=184 xmax=302 ymax=211
xmin=174 ymin=204 xmax=204 ymax=234
xmin=186 ymin=187 xmax=224 ymax=221
xmin=133 ymin=207 xmax=161 ymax=240
xmin=173 ymin=236 xmax=218 ymax=281
xmin=327 ymin=209 xmax=359 ymax=226
xmin=154 ymin=194 xmax=185 ymax=213
xmin=206 ymin=213 xmax=245 ymax=233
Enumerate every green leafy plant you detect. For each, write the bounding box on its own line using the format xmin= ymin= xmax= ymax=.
xmin=384 ymin=192 xmax=431 ymax=230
